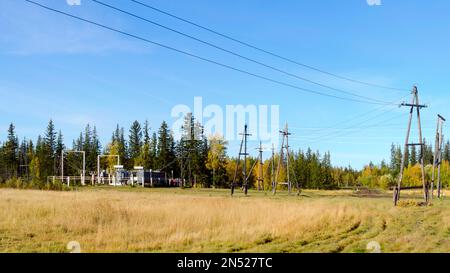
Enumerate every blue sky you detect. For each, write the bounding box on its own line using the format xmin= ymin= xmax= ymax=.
xmin=1 ymin=0 xmax=450 ymax=169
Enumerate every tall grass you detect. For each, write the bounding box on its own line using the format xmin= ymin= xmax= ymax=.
xmin=0 ymin=188 xmax=448 ymax=253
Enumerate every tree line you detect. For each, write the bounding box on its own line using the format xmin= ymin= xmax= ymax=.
xmin=357 ymin=142 xmax=450 ymax=190
xmin=1 ymin=115 xmax=448 ymax=191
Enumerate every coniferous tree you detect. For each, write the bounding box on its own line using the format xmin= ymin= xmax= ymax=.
xmin=390 ymin=144 xmax=396 ymax=171
xmin=151 ymin=132 xmax=157 ymax=169
xmin=89 ymin=126 xmax=101 ymax=172
xmin=443 ymin=140 xmax=450 ymax=162
xmin=321 ymin=151 xmax=334 ymax=189
xmin=156 ymin=121 xmax=176 ymax=173
xmin=390 ymin=145 xmax=402 ymax=176
xmin=410 ymin=145 xmax=417 ymax=166
xmin=137 ymin=120 xmax=152 ymax=169
xmin=4 ymin=123 xmax=19 ymax=178
xmin=55 ymin=131 xmax=65 ymax=176
xmin=177 ymin=114 xmax=208 ymax=186
xmin=110 ymin=124 xmax=128 ymax=168
xmin=41 ymin=120 xmax=57 ymax=178
xmin=129 ymin=120 xmax=143 ymax=167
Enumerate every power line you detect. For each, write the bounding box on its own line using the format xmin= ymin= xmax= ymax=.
xmin=289 ymin=94 xmax=409 ymax=136
xmin=304 ymin=111 xmax=408 ymax=145
xmin=23 ymin=0 xmax=393 ymax=106
xmin=131 ymin=0 xmax=409 ymax=92
xmin=92 ymin=0 xmax=393 ymax=105
xmin=298 ymin=105 xmax=406 ymax=145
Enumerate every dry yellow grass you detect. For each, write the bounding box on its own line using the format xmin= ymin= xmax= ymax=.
xmin=0 ymin=187 xmax=449 ymax=253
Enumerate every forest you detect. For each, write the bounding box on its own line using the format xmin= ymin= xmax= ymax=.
xmin=0 ymin=114 xmax=449 ymax=191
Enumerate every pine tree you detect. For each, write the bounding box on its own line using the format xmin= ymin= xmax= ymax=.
xmin=137 ymin=120 xmax=152 ymax=169
xmin=151 ymin=132 xmax=157 ymax=169
xmin=45 ymin=120 xmax=57 ymax=153
xmin=89 ymin=126 xmax=101 ymax=172
xmin=83 ymin=124 xmax=92 ymax=154
xmin=443 ymin=140 xmax=450 ymax=162
xmin=129 ymin=120 xmax=143 ymax=166
xmin=421 ymin=138 xmax=434 ymax=165
xmin=410 ymin=145 xmax=417 ymax=166
xmin=143 ymin=120 xmax=150 ymax=145
xmin=390 ymin=143 xmax=396 ymax=171
xmin=157 ymin=121 xmax=175 ymax=172
xmin=177 ymin=114 xmax=208 ymax=186
xmin=55 ymin=131 xmax=65 ymax=176
xmin=390 ymin=145 xmax=402 ymax=176
xmin=119 ymin=127 xmax=128 ymax=168
xmin=76 ymin=132 xmax=83 ymax=151
xmin=321 ymin=151 xmax=334 ymax=189
xmin=4 ymin=123 xmax=19 ymax=178
xmin=110 ymin=124 xmax=128 ymax=168
xmin=44 ymin=120 xmax=57 ymax=177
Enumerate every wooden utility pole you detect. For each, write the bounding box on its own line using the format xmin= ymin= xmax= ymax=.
xmin=431 ymin=114 xmax=446 ymax=199
xmin=231 ymin=125 xmax=251 ymax=196
xmin=273 ymin=123 xmax=300 ymax=195
xmin=256 ymin=141 xmax=264 ymax=191
xmin=271 ymin=143 xmax=275 ymax=192
xmin=395 ymin=86 xmax=428 ymax=206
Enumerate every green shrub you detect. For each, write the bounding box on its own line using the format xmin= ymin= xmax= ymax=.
xmin=2 ymin=178 xmax=71 ymax=191
xmin=4 ymin=178 xmax=28 ymax=189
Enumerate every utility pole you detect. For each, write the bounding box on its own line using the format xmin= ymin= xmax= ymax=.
xmin=61 ymin=150 xmax=64 ymax=181
xmin=256 ymin=141 xmax=264 ymax=191
xmin=271 ymin=143 xmax=275 ymax=191
xmin=273 ymin=123 xmax=300 ymax=195
xmin=243 ymin=125 xmax=248 ymax=194
xmin=395 ymin=86 xmax=428 ymax=206
xmin=432 ymin=114 xmax=445 ymax=199
xmin=231 ymin=125 xmax=251 ymax=196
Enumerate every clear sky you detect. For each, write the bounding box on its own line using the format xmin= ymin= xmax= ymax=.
xmin=1 ymin=0 xmax=450 ymax=169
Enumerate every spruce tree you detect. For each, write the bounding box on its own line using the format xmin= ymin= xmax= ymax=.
xmin=55 ymin=131 xmax=65 ymax=176
xmin=151 ymin=132 xmax=157 ymax=169
xmin=90 ymin=126 xmax=101 ymax=172
xmin=157 ymin=121 xmax=175 ymax=172
xmin=4 ymin=123 xmax=19 ymax=178
xmin=129 ymin=120 xmax=143 ymax=166
xmin=138 ymin=120 xmax=152 ymax=169
xmin=443 ymin=140 xmax=450 ymax=161
xmin=410 ymin=145 xmax=417 ymax=166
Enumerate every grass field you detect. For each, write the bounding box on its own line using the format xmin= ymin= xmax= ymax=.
xmin=0 ymin=187 xmax=449 ymax=253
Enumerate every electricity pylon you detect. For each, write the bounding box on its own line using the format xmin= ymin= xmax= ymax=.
xmin=272 ymin=123 xmax=300 ymax=195
xmin=394 ymin=86 xmax=428 ymax=206
xmin=256 ymin=141 xmax=264 ymax=191
xmin=271 ymin=143 xmax=275 ymax=191
xmin=431 ymin=114 xmax=445 ymax=199
xmin=231 ymin=125 xmax=251 ymax=196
